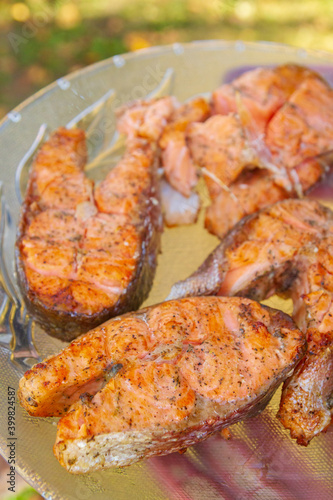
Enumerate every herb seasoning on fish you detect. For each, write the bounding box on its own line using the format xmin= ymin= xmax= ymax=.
xmin=18 ymin=296 xmax=305 ymax=473
xmin=169 ymin=199 xmax=333 ymax=445
xmin=16 ymin=128 xmax=162 ymax=340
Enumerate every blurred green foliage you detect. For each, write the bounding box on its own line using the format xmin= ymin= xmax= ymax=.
xmin=1 ymin=0 xmax=333 ymax=119
xmin=4 ymin=486 xmax=43 ymax=500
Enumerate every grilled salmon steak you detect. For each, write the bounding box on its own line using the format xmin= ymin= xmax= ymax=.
xmin=191 ymin=65 xmax=333 ymax=238
xmin=168 ymin=199 xmax=333 ymax=445
xmin=18 ymin=296 xmax=305 ymax=472
xmin=211 ymin=64 xmax=318 ymax=133
xmin=16 ymin=128 xmax=162 ymax=340
xmin=117 ymin=96 xmax=210 ymax=225
xmin=116 ymin=65 xmax=333 ymax=236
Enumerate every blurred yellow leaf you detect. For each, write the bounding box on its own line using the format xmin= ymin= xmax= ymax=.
xmin=126 ymin=33 xmax=151 ymax=51
xmin=234 ymin=1 xmax=256 ymax=21
xmin=56 ymin=3 xmax=81 ymax=29
xmin=11 ymin=3 xmax=30 ymax=22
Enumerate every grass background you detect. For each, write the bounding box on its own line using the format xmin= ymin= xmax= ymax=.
xmin=1 ymin=0 xmax=333 ymax=120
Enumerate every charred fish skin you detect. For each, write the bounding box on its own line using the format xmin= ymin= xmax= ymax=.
xmin=18 ymin=296 xmax=305 ymax=473
xmin=168 ymin=199 xmax=333 ymax=445
xmin=16 ymin=129 xmax=162 ymax=341
xmin=167 ymin=212 xmax=257 ymax=301
xmin=277 ymin=328 xmax=333 ymax=446
xmin=169 ymin=200 xmax=333 ymax=301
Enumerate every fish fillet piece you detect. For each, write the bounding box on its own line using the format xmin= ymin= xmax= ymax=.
xmin=277 ymin=326 xmax=333 ymax=446
xmin=168 ymin=199 xmax=333 ymax=445
xmin=205 ymin=155 xmax=326 ymax=239
xmin=266 ymin=77 xmax=333 ymax=169
xmin=159 ymin=97 xmax=210 ymax=197
xmin=204 ymin=169 xmax=286 ymax=238
xmin=118 ymin=66 xmax=332 ymax=238
xmin=28 ymin=127 xmax=92 ymax=209
xmin=187 ymin=114 xmax=251 ymax=198
xmin=16 ymin=129 xmax=162 ymax=340
xmin=160 ymin=179 xmax=200 ymax=227
xmin=116 ymin=97 xmax=175 ymax=142
xmin=211 ymin=64 xmax=319 ymax=133
xmin=117 ymin=96 xmax=208 ymax=222
xmin=203 ymin=65 xmax=332 ymax=238
xmin=18 ymin=296 xmax=305 ymax=472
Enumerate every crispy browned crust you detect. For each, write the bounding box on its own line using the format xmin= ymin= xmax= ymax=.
xmin=168 ymin=199 xmax=333 ymax=446
xmin=16 ymin=216 xmax=161 ymax=342
xmin=54 ymin=380 xmax=288 ymax=473
xmin=168 ymin=200 xmax=333 ymax=301
xmin=16 ymin=129 xmax=162 ymax=341
xmin=51 ymin=301 xmax=305 ymax=473
xmin=277 ymin=329 xmax=333 ymax=446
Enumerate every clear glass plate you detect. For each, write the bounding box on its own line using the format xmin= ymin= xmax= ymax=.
xmin=0 ymin=40 xmax=332 ymax=500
